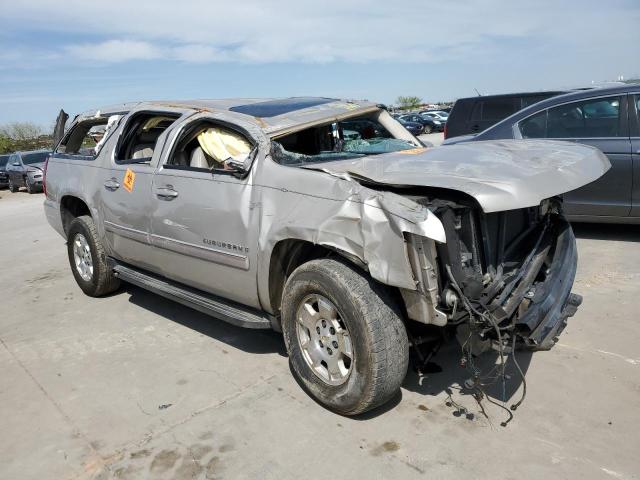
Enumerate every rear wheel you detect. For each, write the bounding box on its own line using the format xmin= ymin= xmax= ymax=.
xmin=282 ymin=258 xmax=409 ymax=415
xmin=67 ymin=215 xmax=120 ymax=297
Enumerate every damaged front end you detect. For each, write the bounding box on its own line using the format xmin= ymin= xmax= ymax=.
xmin=406 ymin=195 xmax=582 ymax=353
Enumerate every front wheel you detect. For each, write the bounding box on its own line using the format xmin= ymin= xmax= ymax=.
xmin=67 ymin=215 xmax=120 ymax=297
xmin=423 ymin=125 xmax=433 ymax=134
xmin=25 ymin=178 xmax=33 ymax=194
xmin=8 ymin=178 xmax=17 ymax=193
xmin=281 ymin=258 xmax=409 ymax=415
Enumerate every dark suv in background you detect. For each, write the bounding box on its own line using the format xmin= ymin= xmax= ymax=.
xmin=445 ymin=90 xmax=565 ymax=139
xmin=0 ymin=155 xmax=9 ymax=189
xmin=6 ymin=150 xmax=50 ymax=193
xmin=443 ymin=84 xmax=640 ymax=223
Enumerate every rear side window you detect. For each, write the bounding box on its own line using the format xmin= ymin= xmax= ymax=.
xmin=633 ymin=94 xmax=640 ymax=137
xmin=0 ymin=155 xmax=8 ymax=167
xmin=471 ymin=99 xmax=517 ymax=122
xmin=56 ymin=119 xmax=113 ymax=159
xmin=519 ymin=110 xmax=547 ymax=139
xmin=482 ymin=99 xmax=517 ymax=121
xmin=115 ymin=112 xmax=180 ymax=164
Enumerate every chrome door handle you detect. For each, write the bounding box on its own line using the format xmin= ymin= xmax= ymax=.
xmin=104 ymin=178 xmax=120 ymax=191
xmin=155 ymin=186 xmax=179 ymax=200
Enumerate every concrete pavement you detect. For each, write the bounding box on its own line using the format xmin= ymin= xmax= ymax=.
xmin=0 ymin=189 xmax=638 ymax=480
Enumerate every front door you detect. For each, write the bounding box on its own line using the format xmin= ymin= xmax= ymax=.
xmin=5 ymin=154 xmax=21 ymax=187
xmin=149 ymin=114 xmax=263 ymax=309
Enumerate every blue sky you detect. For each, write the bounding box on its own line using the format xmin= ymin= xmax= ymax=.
xmin=0 ymin=0 xmax=638 ymax=126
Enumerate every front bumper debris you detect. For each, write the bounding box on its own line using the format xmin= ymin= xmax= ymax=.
xmin=515 ymin=219 xmax=582 ymax=350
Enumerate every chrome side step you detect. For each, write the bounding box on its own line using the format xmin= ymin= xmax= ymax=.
xmin=112 ymin=261 xmax=273 ymax=330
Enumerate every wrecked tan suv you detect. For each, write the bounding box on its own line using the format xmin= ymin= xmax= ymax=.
xmin=44 ymin=97 xmax=609 ymax=415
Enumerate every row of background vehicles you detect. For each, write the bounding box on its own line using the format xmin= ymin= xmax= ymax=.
xmin=3 ymin=85 xmax=638 ymax=223
xmin=0 ymin=150 xmax=50 ymax=193
xmin=394 ymin=109 xmax=449 ymax=134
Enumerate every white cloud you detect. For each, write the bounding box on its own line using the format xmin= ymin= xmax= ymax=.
xmin=0 ymin=0 xmax=638 ymax=68
xmin=64 ymin=40 xmax=162 ymax=62
xmin=1 ymin=0 xmax=638 ymax=125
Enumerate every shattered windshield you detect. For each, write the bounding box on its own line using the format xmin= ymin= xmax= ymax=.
xmin=272 ymin=116 xmax=416 ymax=165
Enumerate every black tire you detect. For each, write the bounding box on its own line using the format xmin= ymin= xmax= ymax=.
xmin=67 ymin=215 xmax=121 ymax=297
xmin=8 ymin=178 xmax=17 ymax=193
xmin=25 ymin=177 xmax=33 ymax=194
xmin=423 ymin=125 xmax=433 ymax=134
xmin=281 ymin=258 xmax=409 ymax=415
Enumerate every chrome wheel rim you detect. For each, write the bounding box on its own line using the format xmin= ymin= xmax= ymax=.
xmin=73 ymin=233 xmax=93 ymax=282
xmin=295 ymin=294 xmax=353 ymax=386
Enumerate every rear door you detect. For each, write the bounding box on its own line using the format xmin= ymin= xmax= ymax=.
xmin=99 ymin=110 xmax=182 ymax=271
xmin=630 ymin=93 xmax=640 ymax=217
xmin=148 ymin=113 xmax=264 ymax=308
xmin=545 ymin=95 xmax=632 ymax=217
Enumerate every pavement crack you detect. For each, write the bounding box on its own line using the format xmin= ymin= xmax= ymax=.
xmin=0 ymin=334 xmax=109 ymax=477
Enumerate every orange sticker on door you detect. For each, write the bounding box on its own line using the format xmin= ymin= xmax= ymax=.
xmin=123 ymin=168 xmax=135 ymax=192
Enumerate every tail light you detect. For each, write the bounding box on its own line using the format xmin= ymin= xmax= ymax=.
xmin=42 ymin=154 xmax=49 ymax=196
xmin=443 ymin=122 xmax=448 ymax=139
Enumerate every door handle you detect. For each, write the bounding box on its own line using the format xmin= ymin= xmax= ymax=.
xmin=104 ymin=178 xmax=120 ymax=191
xmin=155 ymin=186 xmax=179 ymax=200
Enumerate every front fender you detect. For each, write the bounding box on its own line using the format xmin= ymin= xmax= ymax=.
xmin=255 ymin=177 xmax=446 ymax=314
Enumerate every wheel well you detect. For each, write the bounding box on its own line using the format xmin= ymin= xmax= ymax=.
xmin=269 ymin=240 xmax=367 ymax=318
xmin=60 ymin=196 xmax=91 ymax=235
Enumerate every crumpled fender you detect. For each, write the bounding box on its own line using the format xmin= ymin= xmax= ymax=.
xmin=255 ymin=160 xmax=446 ymax=311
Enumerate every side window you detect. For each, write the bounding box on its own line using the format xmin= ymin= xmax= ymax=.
xmin=519 ymin=110 xmax=547 ymax=139
xmin=470 ymin=102 xmax=482 ymax=121
xmin=634 ymin=94 xmax=640 ymax=137
xmin=546 ymin=96 xmax=622 ymax=138
xmin=115 ymin=112 xmax=179 ymax=164
xmin=482 ymin=99 xmax=517 ymax=121
xmin=56 ymin=119 xmax=111 ymax=159
xmin=166 ymin=121 xmax=253 ymax=172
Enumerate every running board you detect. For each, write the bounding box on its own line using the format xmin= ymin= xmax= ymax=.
xmin=112 ymin=261 xmax=273 ymax=330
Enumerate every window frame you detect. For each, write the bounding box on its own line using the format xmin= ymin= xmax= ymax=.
xmin=516 ymin=93 xmax=630 ymax=140
xmin=629 ymin=93 xmax=640 ymax=138
xmin=54 ymin=117 xmax=113 ymax=161
xmin=113 ymin=110 xmax=181 ymax=165
xmin=160 ymin=117 xmax=258 ymax=179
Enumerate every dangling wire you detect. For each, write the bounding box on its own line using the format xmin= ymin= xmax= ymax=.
xmin=445 ymin=265 xmax=527 ymax=427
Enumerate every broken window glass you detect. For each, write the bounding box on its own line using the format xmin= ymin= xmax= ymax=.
xmin=273 ymin=115 xmax=415 ymax=166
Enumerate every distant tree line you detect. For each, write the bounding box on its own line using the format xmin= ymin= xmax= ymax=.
xmin=0 ymin=122 xmax=53 ymax=154
xmin=395 ymin=96 xmax=423 ymax=111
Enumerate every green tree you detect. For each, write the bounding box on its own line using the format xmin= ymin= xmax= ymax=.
xmin=0 ymin=134 xmax=11 ymax=154
xmin=0 ymin=122 xmax=53 ymax=153
xmin=396 ymin=96 xmax=423 ymax=111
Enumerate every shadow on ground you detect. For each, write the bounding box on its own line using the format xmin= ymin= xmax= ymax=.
xmin=123 ymin=284 xmax=286 ymax=357
xmin=572 ymin=222 xmax=640 ymax=242
xmin=121 ymin=283 xmax=531 ymax=421
xmin=402 ymin=341 xmax=532 ymax=416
